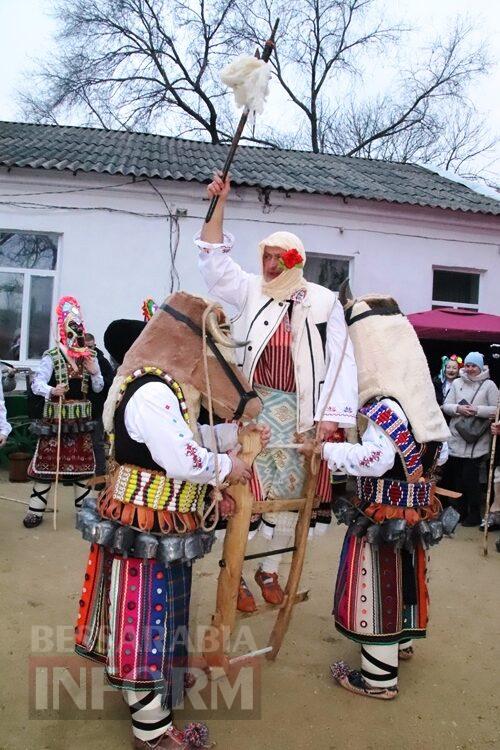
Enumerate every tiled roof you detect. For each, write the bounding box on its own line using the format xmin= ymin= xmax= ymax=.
xmin=0 ymin=120 xmax=499 ymax=215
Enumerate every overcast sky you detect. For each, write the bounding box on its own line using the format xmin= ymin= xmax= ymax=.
xmin=0 ymin=0 xmax=498 ymax=180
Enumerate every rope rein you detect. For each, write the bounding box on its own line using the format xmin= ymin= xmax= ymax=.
xmin=199 ymin=303 xmax=225 ymax=532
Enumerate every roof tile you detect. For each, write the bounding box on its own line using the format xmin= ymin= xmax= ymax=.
xmin=0 ymin=120 xmax=498 ymax=215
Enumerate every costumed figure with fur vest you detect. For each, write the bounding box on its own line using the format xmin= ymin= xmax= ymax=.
xmin=318 ymin=287 xmax=458 ymax=700
xmin=196 ymin=173 xmax=358 ymax=613
xmin=23 ymin=296 xmax=104 ymax=529
xmin=75 ymin=293 xmax=263 ymax=750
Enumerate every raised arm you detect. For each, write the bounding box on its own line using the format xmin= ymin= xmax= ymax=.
xmin=200 ymin=172 xmax=230 ymax=244
xmin=196 ymin=173 xmax=251 ymax=312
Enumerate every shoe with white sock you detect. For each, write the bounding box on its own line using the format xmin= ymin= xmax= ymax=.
xmin=24 ymin=482 xmax=50 ymax=527
xmin=479 ymin=512 xmax=500 ymax=532
xmin=133 ymin=723 xmax=211 ymax=749
xmin=330 ymin=661 xmax=398 ymax=700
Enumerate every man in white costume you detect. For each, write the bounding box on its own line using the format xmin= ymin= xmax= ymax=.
xmin=196 ymin=173 xmax=358 ymax=611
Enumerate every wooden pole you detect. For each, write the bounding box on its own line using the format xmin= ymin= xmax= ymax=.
xmin=204 ymin=18 xmax=279 ymax=224
xmin=267 ymin=451 xmax=319 ymax=660
xmin=203 ymin=430 xmax=262 ymax=671
xmin=482 ymin=395 xmax=500 ymax=556
xmin=52 ymin=395 xmax=63 ymax=531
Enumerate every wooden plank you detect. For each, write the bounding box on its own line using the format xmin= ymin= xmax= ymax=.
xmin=267 ymin=454 xmax=318 ymax=660
xmin=203 ymin=431 xmax=263 ymax=670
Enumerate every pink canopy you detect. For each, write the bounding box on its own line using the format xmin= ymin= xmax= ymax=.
xmin=408 ymin=308 xmax=500 ymax=342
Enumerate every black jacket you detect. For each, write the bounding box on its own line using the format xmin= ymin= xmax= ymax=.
xmin=89 ymin=347 xmax=114 ymax=419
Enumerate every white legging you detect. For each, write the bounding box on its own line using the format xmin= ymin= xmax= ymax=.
xmin=28 ymin=481 xmax=92 ymax=516
xmin=123 ymin=689 xmax=172 ymax=742
xmin=260 ymin=530 xmax=295 ymax=575
xmin=360 ymin=641 xmax=413 ymax=689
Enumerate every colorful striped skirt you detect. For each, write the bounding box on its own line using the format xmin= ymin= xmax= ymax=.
xmin=333 ymin=533 xmax=430 ymax=645
xmin=75 ymin=543 xmax=192 ymax=706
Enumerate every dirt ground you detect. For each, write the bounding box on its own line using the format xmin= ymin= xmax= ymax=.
xmin=1 ymin=476 xmax=499 ymax=750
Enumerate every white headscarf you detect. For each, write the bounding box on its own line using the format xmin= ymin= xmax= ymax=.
xmin=258 ymin=231 xmax=306 ymax=302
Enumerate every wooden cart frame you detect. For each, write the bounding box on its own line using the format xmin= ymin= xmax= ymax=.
xmin=203 ymin=432 xmax=318 ymax=676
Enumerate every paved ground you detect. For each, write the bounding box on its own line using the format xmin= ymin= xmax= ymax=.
xmin=1 ymin=476 xmax=499 ymax=750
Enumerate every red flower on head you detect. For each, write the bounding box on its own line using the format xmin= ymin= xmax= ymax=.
xmin=279 ymin=248 xmax=304 ymax=270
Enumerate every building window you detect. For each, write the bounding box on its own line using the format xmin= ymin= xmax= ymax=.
xmin=432 ymin=269 xmax=480 ymax=311
xmin=304 ymin=254 xmax=351 ymax=292
xmin=0 ymin=231 xmax=58 ymax=362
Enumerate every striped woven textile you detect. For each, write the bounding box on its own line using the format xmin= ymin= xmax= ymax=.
xmin=249 ymin=318 xmax=335 ymax=529
xmin=356 ymin=476 xmax=432 ymax=508
xmin=75 ymin=544 xmax=191 ymax=705
xmin=253 ymin=313 xmax=296 ymax=393
xmin=333 ymin=534 xmax=429 ymax=645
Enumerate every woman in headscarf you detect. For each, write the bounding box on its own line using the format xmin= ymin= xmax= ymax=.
xmin=441 ymin=351 xmax=498 ymax=526
xmin=433 ymin=354 xmax=462 ymax=406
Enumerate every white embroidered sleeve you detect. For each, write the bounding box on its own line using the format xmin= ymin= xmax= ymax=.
xmin=0 ymin=378 xmax=12 ymax=438
xmin=315 ymin=299 xmax=358 ymax=428
xmin=322 ymin=428 xmax=396 ymax=477
xmin=31 ymin=354 xmax=55 ymax=399
xmin=322 ymin=398 xmax=406 ymax=477
xmin=125 ymin=382 xmax=232 ymax=484
xmin=195 ymin=231 xmax=251 ymax=313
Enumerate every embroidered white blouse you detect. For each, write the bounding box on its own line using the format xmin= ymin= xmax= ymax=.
xmin=124 ymin=381 xmax=238 ymax=485
xmin=31 ymin=353 xmax=104 ymax=399
xmin=323 ymin=399 xmax=448 ymax=477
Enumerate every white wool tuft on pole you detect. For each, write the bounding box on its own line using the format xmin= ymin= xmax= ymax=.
xmin=220 ymin=55 xmax=271 ymax=114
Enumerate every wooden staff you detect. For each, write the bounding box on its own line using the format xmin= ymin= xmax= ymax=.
xmin=52 ymin=394 xmax=63 ymax=531
xmin=482 ymin=394 xmax=500 ymax=556
xmin=267 ymin=450 xmax=319 ymax=660
xmin=205 ymin=18 xmax=279 ymax=223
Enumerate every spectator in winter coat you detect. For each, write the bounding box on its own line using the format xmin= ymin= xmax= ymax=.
xmin=441 ymin=352 xmax=498 ymax=526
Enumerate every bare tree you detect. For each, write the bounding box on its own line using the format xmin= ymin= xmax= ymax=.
xmin=231 ymin=2 xmax=495 ymax=170
xmin=20 ymin=0 xmax=241 ymax=143
xmin=20 ymin=0 xmax=496 ymax=174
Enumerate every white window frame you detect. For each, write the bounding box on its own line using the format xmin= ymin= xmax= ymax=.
xmin=431 ymin=266 xmax=482 ymax=312
xmin=0 ymin=230 xmax=59 ymax=366
xmin=305 ymin=252 xmax=353 ymax=291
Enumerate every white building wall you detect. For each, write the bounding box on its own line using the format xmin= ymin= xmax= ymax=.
xmin=0 ymin=167 xmax=498 ymax=364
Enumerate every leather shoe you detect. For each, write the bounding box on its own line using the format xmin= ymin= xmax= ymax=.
xmin=254 ymin=568 xmax=285 ymax=605
xmin=237 ymin=577 xmax=257 ymax=613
